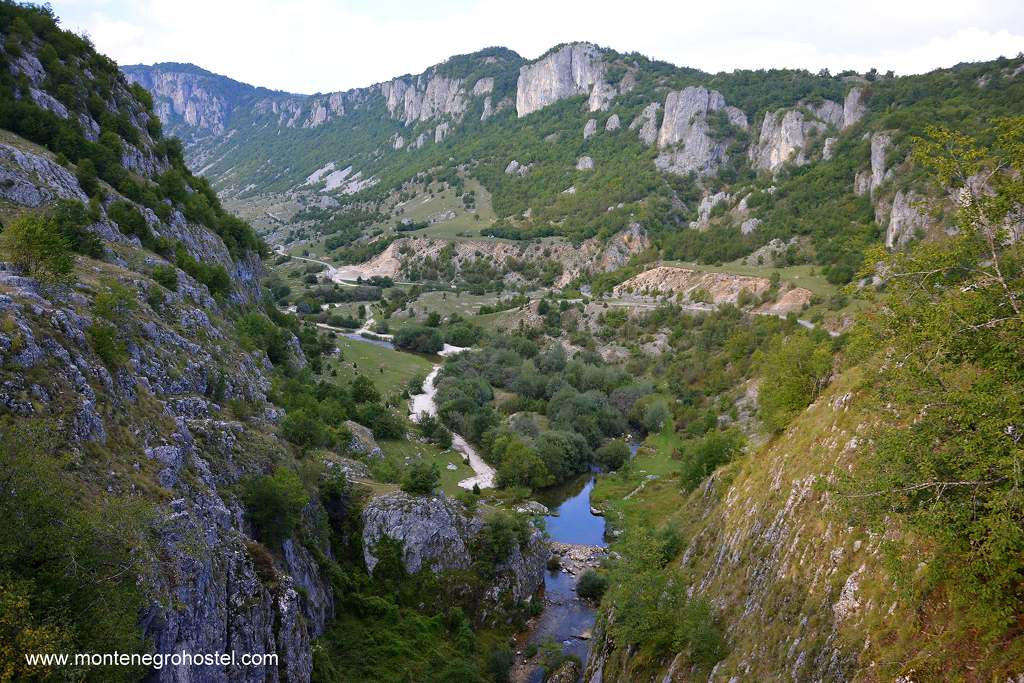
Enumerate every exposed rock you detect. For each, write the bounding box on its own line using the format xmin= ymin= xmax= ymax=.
xmin=740 ymin=218 xmax=762 ymax=235
xmin=855 ymin=132 xmax=892 ymax=197
xmin=587 ymin=81 xmax=617 ymax=112
xmin=885 ymin=190 xmax=929 ymax=249
xmin=605 ymin=114 xmax=621 ymax=132
xmin=822 ymin=137 xmax=837 ymax=160
xmin=629 ymin=102 xmax=661 ymax=146
xmin=655 ymin=87 xmax=747 ymax=176
xmin=0 ymin=142 xmax=88 ymax=207
xmin=749 ymin=100 xmax=841 ymax=172
xmin=613 ymin=266 xmax=771 ymax=304
xmin=691 ymin=191 xmax=731 ymax=229
xmin=755 ymin=287 xmax=814 ymax=316
xmin=842 ymin=87 xmax=865 ymax=129
xmin=434 ymin=121 xmax=450 ymax=143
xmin=393 ymin=135 xmax=405 ymax=150
xmin=472 ymin=77 xmax=494 ymax=96
xmin=362 ymin=492 xmax=547 ymax=606
xmin=576 ymin=155 xmax=595 ymax=171
xmin=382 ymin=73 xmax=467 ymax=125
xmin=344 ymin=420 xmax=382 ymax=458
xmin=584 ymin=118 xmax=598 ymax=140
xmin=517 ymin=43 xmax=605 ymax=117
xmin=547 ymin=659 xmax=581 ymax=683
xmin=505 ymin=159 xmax=530 ymax=176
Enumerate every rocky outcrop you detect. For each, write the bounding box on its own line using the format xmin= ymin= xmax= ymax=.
xmin=124 ymin=64 xmax=237 ymax=136
xmin=362 ymin=492 xmax=547 ymax=605
xmin=842 ymin=87 xmax=866 ymax=128
xmin=576 ymin=155 xmax=595 ymax=171
xmin=749 ymin=100 xmax=842 ymax=172
xmin=605 ymin=114 xmax=621 ymax=131
xmin=885 ymin=190 xmax=929 ymax=248
xmin=382 ymin=73 xmax=467 ymax=125
xmin=587 ymin=80 xmax=617 ymax=112
xmin=654 ymin=87 xmax=747 ymax=176
xmin=516 ymin=43 xmax=605 ymax=117
xmin=854 ymin=132 xmax=892 ymax=197
xmin=690 ymin=191 xmax=731 ymax=229
xmin=613 ymin=265 xmax=771 ymax=304
xmin=629 ymin=102 xmax=660 ymax=146
xmin=583 ymin=118 xmax=598 ymax=140
xmin=755 ymin=286 xmax=813 ymax=316
xmin=505 ymin=159 xmax=530 ymax=176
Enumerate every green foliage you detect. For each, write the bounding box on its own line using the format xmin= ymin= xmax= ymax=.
xmin=0 ymin=211 xmax=73 ymax=284
xmin=151 ymin=263 xmax=179 ymax=291
xmin=87 ymin=320 xmax=128 ymax=367
xmin=401 ymin=461 xmax=441 ymax=495
xmin=840 ymin=118 xmax=1024 ymax=640
xmin=604 ymin=528 xmax=726 ymax=667
xmin=678 ymin=429 xmax=745 ymax=491
xmin=577 ymin=570 xmax=608 ymax=601
xmin=756 ymin=330 xmax=833 ymax=432
xmin=241 ymin=468 xmax=309 ymax=545
xmin=394 ymin=324 xmax=444 ymax=354
xmin=0 ymin=419 xmax=156 ymax=682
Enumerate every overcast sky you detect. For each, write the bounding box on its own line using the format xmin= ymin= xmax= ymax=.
xmin=51 ymin=0 xmax=1024 ymax=95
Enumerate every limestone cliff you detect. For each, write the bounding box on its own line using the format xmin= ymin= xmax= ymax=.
xmin=749 ymin=100 xmax=843 ymax=172
xmin=516 ymin=43 xmax=606 ymax=117
xmin=653 ymin=87 xmax=748 ymax=176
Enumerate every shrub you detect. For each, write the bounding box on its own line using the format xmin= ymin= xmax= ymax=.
xmin=393 ymin=324 xmax=444 ymax=354
xmin=281 ymin=408 xmax=332 ymax=450
xmin=595 ymin=440 xmax=630 ymax=471
xmin=577 ymin=570 xmax=608 ymax=601
xmin=151 ymin=264 xmax=178 ymax=291
xmin=242 ymin=468 xmax=309 ymax=545
xmin=401 ymin=461 xmax=440 ymax=495
xmin=0 ymin=212 xmax=74 ymax=284
xmin=678 ymin=429 xmax=744 ymax=492
xmin=756 ymin=332 xmax=832 ymax=432
xmin=87 ymin=321 xmax=127 ymax=367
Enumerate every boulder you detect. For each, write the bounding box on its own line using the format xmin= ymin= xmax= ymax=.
xmin=605 ymin=114 xmax=621 ymax=131
xmin=583 ymin=118 xmax=598 ymax=140
xmin=576 ymin=155 xmax=595 ymax=171
xmin=344 ymin=420 xmax=382 ymax=458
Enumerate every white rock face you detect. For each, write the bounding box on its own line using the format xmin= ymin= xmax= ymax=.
xmin=605 ymin=114 xmax=621 ymax=131
xmin=842 ymin=87 xmax=865 ymax=129
xmin=630 ymin=102 xmax=661 ymax=146
xmin=576 ymin=155 xmax=595 ymax=171
xmin=854 ymin=132 xmax=892 ymax=197
xmin=516 ymin=43 xmax=605 ymax=117
xmin=741 ymin=218 xmax=762 ymax=234
xmin=886 ymin=190 xmax=928 ymax=249
xmin=822 ymin=137 xmax=838 ymax=160
xmin=583 ymin=118 xmax=598 ymax=140
xmin=654 ymin=87 xmax=747 ymax=176
xmin=382 ymin=74 xmax=467 ymax=124
xmin=749 ymin=100 xmax=842 ymax=172
xmin=434 ymin=122 xmax=450 ymax=143
xmin=505 ymin=159 xmax=530 ymax=176
xmin=393 ymin=135 xmax=405 ymax=150
xmin=690 ymin=191 xmax=731 ymax=228
xmin=587 ymin=80 xmax=617 ymax=112
xmin=472 ymin=77 xmax=494 ymax=96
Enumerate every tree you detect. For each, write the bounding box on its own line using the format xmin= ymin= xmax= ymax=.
xmin=840 ymin=118 xmax=1024 ymax=639
xmin=595 ymin=440 xmax=630 ymax=471
xmin=678 ymin=429 xmax=745 ymax=491
xmin=0 ymin=212 xmax=74 ymax=284
xmin=242 ymin=469 xmax=309 ymax=545
xmin=401 ymin=461 xmax=440 ymax=495
xmin=756 ymin=331 xmax=832 ymax=432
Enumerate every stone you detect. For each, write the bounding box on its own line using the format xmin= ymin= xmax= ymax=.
xmin=344 ymin=420 xmax=382 ymax=458
xmin=576 ymin=155 xmax=595 ymax=171
xmin=842 ymin=87 xmax=865 ymax=128
xmin=630 ymin=102 xmax=661 ymax=146
xmin=654 ymin=87 xmax=747 ymax=176
xmin=583 ymin=118 xmax=598 ymax=140
xmin=505 ymin=159 xmax=530 ymax=176
xmin=885 ymin=190 xmax=929 ymax=249
xmin=741 ymin=218 xmax=762 ymax=234
xmin=516 ymin=43 xmax=605 ymax=117
xmin=749 ymin=100 xmax=842 ymax=172
xmin=587 ymin=81 xmax=617 ymax=112
xmin=605 ymin=114 xmax=620 ymax=131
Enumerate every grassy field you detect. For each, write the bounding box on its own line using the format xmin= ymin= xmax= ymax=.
xmin=321 ymin=333 xmax=434 ymax=397
xmin=375 ymin=438 xmax=477 ymax=497
xmin=391 ymin=179 xmax=496 ymax=240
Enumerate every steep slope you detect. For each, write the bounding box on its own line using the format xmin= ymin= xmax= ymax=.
xmin=128 ymin=45 xmax=1024 ymax=293
xmin=0 ymin=6 xmax=545 ymax=682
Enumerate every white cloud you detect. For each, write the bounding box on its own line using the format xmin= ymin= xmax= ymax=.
xmin=52 ymin=0 xmax=1024 ymax=93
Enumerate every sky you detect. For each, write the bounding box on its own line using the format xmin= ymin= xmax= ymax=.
xmin=51 ymin=0 xmax=1024 ymax=95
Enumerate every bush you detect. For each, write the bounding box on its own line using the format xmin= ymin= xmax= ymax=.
xmin=595 ymin=440 xmax=630 ymax=471
xmin=151 ymin=264 xmax=178 ymax=291
xmin=577 ymin=570 xmax=608 ymax=601
xmin=281 ymin=408 xmax=332 ymax=449
xmin=241 ymin=469 xmax=309 ymax=545
xmin=401 ymin=461 xmax=440 ymax=495
xmin=87 ymin=321 xmax=127 ymax=367
xmin=0 ymin=212 xmax=74 ymax=284
xmin=393 ymin=324 xmax=444 ymax=354
xmin=756 ymin=332 xmax=832 ymax=432
xmin=678 ymin=429 xmax=745 ymax=492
